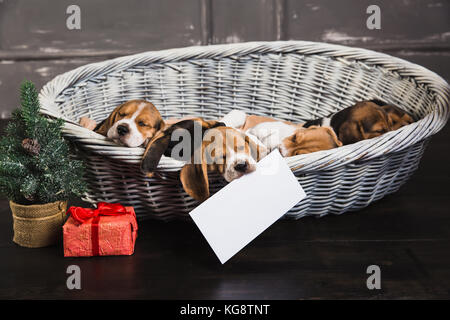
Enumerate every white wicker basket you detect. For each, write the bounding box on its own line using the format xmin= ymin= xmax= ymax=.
xmin=39 ymin=41 xmax=450 ymax=221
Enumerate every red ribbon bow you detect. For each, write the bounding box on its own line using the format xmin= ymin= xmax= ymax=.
xmin=67 ymin=202 xmax=128 ymax=224
xmin=66 ymin=202 xmax=130 ymax=256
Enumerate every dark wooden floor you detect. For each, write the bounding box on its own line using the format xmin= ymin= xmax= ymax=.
xmin=1 ymin=63 xmax=449 ymax=298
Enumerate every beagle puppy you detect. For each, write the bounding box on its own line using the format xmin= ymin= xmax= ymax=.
xmin=81 ymin=103 xmax=265 ymax=201
xmin=303 ymin=100 xmax=412 ymax=145
xmin=369 ymin=100 xmax=414 ymax=130
xmin=94 ymin=99 xmax=164 ymax=147
xmin=180 ymin=126 xmax=266 ymax=201
xmin=140 ymin=117 xmax=225 ymax=175
xmin=280 ymin=126 xmax=342 ymax=157
xmin=221 ymin=99 xmax=412 ymax=156
xmin=246 ymin=121 xmax=342 ymax=157
xmin=140 ymin=118 xmax=265 ymax=201
xmin=222 ymin=110 xmax=342 ymax=157
xmin=86 ymin=99 xmax=174 ymax=176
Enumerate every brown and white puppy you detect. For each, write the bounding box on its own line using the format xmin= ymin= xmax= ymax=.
xmin=140 ymin=118 xmax=225 ymax=175
xmin=81 ymin=104 xmax=228 ymax=180
xmin=369 ymin=100 xmax=414 ymax=130
xmin=95 ymin=99 xmax=164 ymax=147
xmin=280 ymin=126 xmax=343 ymax=157
xmin=244 ymin=121 xmax=342 ymax=157
xmin=140 ymin=118 xmax=265 ymax=200
xmin=382 ymin=104 xmax=413 ymax=130
xmin=222 ymin=110 xmax=342 ymax=157
xmin=303 ymin=100 xmax=408 ymax=145
xmin=329 ymin=101 xmax=392 ymax=145
xmin=180 ymin=126 xmax=266 ymax=201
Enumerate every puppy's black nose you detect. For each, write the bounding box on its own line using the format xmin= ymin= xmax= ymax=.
xmin=234 ymin=162 xmax=248 ymax=173
xmin=117 ymin=124 xmax=129 ymax=136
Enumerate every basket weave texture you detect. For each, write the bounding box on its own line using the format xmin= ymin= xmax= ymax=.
xmin=11 ymin=200 xmax=67 ymax=247
xmin=39 ymin=41 xmax=450 ymax=220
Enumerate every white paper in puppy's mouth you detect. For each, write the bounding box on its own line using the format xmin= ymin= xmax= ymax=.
xmin=189 ymin=149 xmax=306 ymax=264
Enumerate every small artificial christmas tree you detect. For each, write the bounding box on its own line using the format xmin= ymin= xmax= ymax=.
xmin=0 ymin=81 xmax=87 ymax=205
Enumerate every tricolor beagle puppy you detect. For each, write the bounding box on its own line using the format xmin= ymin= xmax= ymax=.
xmin=302 ymin=100 xmax=413 ymax=145
xmin=222 ymin=100 xmax=413 ymax=156
xmin=246 ymin=121 xmax=342 ymax=157
xmin=94 ymin=99 xmax=164 ymax=147
xmin=141 ymin=118 xmax=266 ymax=201
xmin=370 ymin=100 xmax=414 ymax=131
xmin=180 ymin=126 xmax=266 ymax=201
xmin=139 ymin=117 xmax=226 ymax=175
xmin=90 ymin=99 xmax=181 ymax=176
xmin=81 ymin=102 xmax=263 ymax=199
xmin=221 ymin=110 xmax=342 ymax=157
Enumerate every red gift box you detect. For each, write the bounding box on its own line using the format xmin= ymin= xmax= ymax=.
xmin=63 ymin=202 xmax=138 ymax=257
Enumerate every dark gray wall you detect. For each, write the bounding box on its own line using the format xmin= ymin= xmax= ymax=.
xmin=0 ymin=0 xmax=449 ymax=118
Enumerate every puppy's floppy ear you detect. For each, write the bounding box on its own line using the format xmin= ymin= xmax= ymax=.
xmin=180 ymin=144 xmax=209 ymax=202
xmin=338 ymin=120 xmax=365 ymax=145
xmin=288 ymin=127 xmax=341 ymax=155
xmin=177 ymin=120 xmax=225 ymax=202
xmin=140 ymin=120 xmax=196 ymax=175
xmin=140 ymin=130 xmax=171 ymax=175
xmin=94 ymin=112 xmax=119 ymax=136
xmin=243 ymin=133 xmax=267 ymax=161
xmin=322 ymin=126 xmax=343 ymax=148
xmin=94 ymin=103 xmax=125 ymax=136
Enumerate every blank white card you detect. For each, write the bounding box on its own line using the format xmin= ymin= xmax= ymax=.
xmin=190 ymin=149 xmax=306 ymax=264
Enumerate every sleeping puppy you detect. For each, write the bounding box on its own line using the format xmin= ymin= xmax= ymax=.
xmin=222 ymin=110 xmax=342 ymax=157
xmin=141 ymin=119 xmax=265 ymax=200
xmin=180 ymin=126 xmax=266 ymax=201
xmin=369 ymin=99 xmax=414 ymax=130
xmin=94 ymin=99 xmax=164 ymax=147
xmin=222 ymin=99 xmax=412 ymax=156
xmin=279 ymin=126 xmax=342 ymax=157
xmin=303 ymin=100 xmax=413 ymax=145
xmin=246 ymin=121 xmax=342 ymax=157
xmin=80 ymin=102 xmax=229 ymax=181
xmin=382 ymin=104 xmax=414 ymax=130
xmin=140 ymin=117 xmax=225 ymax=175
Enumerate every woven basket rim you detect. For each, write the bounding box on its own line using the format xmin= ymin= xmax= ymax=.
xmin=9 ymin=199 xmax=67 ymax=209
xmin=39 ymin=40 xmax=450 ymax=172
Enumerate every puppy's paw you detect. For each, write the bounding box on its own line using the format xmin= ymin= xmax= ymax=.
xmin=79 ymin=116 xmax=97 ymax=130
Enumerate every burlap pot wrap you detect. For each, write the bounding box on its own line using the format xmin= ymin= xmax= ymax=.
xmin=10 ymin=200 xmax=67 ymax=248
